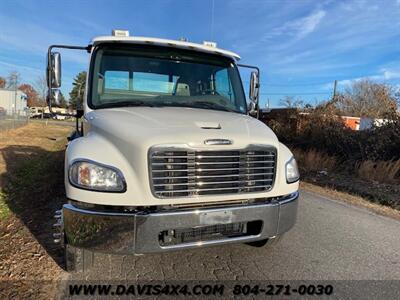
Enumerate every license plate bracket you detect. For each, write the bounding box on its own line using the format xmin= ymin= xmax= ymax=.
xmin=199 ymin=210 xmax=233 ymax=225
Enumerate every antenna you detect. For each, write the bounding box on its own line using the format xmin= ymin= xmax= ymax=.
xmin=210 ymin=0 xmax=215 ymax=40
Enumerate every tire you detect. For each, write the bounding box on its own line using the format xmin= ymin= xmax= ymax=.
xmin=246 ymin=235 xmax=283 ymax=248
xmin=65 ymin=244 xmax=94 ymax=273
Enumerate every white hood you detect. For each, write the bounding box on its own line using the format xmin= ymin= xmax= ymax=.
xmin=85 ymin=106 xmax=279 ymax=149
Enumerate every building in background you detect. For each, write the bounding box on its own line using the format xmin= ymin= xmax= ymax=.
xmin=0 ymin=88 xmax=28 ymax=115
xmin=340 ymin=116 xmax=360 ymax=130
xmin=359 ymin=118 xmax=390 ymax=130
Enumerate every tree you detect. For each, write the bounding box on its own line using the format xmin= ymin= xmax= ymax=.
xmin=0 ymin=77 xmax=6 ymax=88
xmin=34 ymin=75 xmax=48 ymax=104
xmin=279 ymin=96 xmax=304 ymax=108
xmin=69 ymin=71 xmax=87 ymax=109
xmin=338 ymin=79 xmax=397 ymax=118
xmin=18 ymin=84 xmax=42 ymax=107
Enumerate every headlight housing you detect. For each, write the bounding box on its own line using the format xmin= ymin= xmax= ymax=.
xmin=69 ymin=160 xmax=126 ymax=192
xmin=286 ymin=157 xmax=300 ymax=183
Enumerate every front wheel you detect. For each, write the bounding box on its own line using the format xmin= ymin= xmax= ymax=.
xmin=65 ymin=244 xmax=94 ymax=273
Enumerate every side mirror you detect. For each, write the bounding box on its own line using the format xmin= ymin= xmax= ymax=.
xmin=249 ymin=71 xmax=259 ymax=102
xmin=47 ymin=52 xmax=62 ymax=88
xmin=249 ymin=71 xmax=260 ymax=115
xmin=46 ymin=89 xmax=63 ymax=107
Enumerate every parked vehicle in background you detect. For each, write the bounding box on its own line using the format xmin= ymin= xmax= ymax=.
xmin=0 ymin=107 xmax=6 ymax=117
xmin=30 ymin=106 xmax=72 ymax=119
xmin=53 ymin=114 xmax=67 ymax=120
xmin=29 ymin=107 xmax=43 ymax=118
xmin=46 ymin=30 xmax=300 ymax=272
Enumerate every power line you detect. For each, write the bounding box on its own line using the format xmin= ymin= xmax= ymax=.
xmin=242 ymin=79 xmax=332 ymax=87
xmin=260 ymin=92 xmax=332 ymax=96
xmin=265 ymin=82 xmax=331 ymax=87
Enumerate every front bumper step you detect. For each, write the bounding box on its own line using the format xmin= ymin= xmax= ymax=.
xmin=62 ymin=192 xmax=299 ymax=254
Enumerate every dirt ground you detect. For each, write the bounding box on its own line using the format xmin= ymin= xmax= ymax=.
xmin=0 ymin=122 xmax=73 ymax=299
xmin=300 ymin=181 xmax=400 ymax=220
xmin=300 ymin=170 xmax=400 ymax=211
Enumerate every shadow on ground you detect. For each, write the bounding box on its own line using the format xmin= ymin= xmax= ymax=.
xmin=1 ymin=144 xmax=67 ymax=269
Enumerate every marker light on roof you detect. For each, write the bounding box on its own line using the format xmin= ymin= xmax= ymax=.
xmin=203 ymin=41 xmax=217 ymax=48
xmin=112 ymin=29 xmax=130 ymax=37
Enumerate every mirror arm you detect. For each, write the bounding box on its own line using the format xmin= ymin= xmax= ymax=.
xmin=237 ymin=63 xmax=260 ymax=100
xmin=237 ymin=64 xmax=260 ymax=118
xmin=237 ymin=63 xmax=260 ymax=75
xmin=47 ymin=44 xmax=90 ymax=87
xmin=47 ymin=44 xmax=90 ymax=118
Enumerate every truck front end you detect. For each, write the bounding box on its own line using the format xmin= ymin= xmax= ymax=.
xmin=48 ymin=32 xmax=299 ymax=270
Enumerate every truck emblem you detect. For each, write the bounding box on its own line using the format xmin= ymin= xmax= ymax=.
xmin=204 ymin=139 xmax=233 ymax=145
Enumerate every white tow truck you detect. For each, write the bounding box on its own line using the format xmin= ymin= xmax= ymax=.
xmin=47 ymin=30 xmax=299 ymax=272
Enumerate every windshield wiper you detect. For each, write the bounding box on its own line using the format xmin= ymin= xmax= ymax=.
xmin=191 ymin=101 xmax=237 ymax=113
xmin=95 ymin=101 xmax=155 ymax=109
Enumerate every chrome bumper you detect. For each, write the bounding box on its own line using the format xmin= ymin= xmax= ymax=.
xmin=63 ymin=191 xmax=299 ymax=254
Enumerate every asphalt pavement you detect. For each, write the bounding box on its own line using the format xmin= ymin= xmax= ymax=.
xmin=63 ymin=190 xmax=400 ymax=297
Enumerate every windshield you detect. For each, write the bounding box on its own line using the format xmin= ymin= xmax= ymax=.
xmin=89 ymin=45 xmax=247 ymax=113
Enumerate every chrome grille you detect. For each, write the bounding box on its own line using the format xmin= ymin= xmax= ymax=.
xmin=149 ymin=145 xmax=276 ymax=198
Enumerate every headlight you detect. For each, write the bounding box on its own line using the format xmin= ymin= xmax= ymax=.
xmin=69 ymin=160 xmax=126 ymax=192
xmin=286 ymin=157 xmax=300 ymax=183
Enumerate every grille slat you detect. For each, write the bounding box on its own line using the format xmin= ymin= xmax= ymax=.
xmin=150 ymin=146 xmax=276 ymax=198
xmin=153 ymin=154 xmax=274 ymax=159
xmin=156 ymin=185 xmax=273 ymax=195
xmin=153 ymin=178 xmax=273 ymax=187
xmin=152 ymin=172 xmax=275 ymax=180
xmin=152 ymin=166 xmax=274 ymax=172
xmin=152 ymin=161 xmax=272 ymax=166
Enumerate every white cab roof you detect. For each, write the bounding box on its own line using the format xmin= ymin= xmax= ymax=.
xmin=91 ymin=36 xmax=241 ymax=61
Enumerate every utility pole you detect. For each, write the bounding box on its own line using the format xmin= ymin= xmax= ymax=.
xmin=13 ymin=74 xmax=18 ymax=116
xmin=332 ymin=80 xmax=337 ymax=101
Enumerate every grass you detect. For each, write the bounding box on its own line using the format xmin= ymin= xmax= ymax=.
xmin=356 ymin=159 xmax=400 ymax=184
xmin=0 ymin=121 xmax=72 ymax=224
xmin=292 ymin=148 xmax=400 ymax=185
xmin=1 ymin=125 xmax=69 ymax=219
xmin=0 ymin=122 xmax=72 ymax=298
xmin=292 ymin=148 xmax=338 ymax=172
xmin=0 ymin=190 xmax=10 ymax=220
xmin=291 ymin=147 xmax=400 ymax=210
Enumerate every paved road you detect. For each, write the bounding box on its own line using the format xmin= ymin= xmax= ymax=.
xmin=64 ymin=190 xmax=400 ymax=296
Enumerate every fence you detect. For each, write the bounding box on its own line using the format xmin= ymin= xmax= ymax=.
xmin=0 ymin=111 xmax=29 ymax=132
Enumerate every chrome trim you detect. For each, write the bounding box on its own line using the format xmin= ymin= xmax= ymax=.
xmin=62 ymin=191 xmax=299 ymax=254
xmin=53 ymin=209 xmax=64 ymax=246
xmin=204 ymin=139 xmax=233 ymax=145
xmin=148 ymin=144 xmax=277 ymax=198
xmin=277 ymin=192 xmax=299 ymax=234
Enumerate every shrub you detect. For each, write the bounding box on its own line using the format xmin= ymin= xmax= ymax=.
xmin=268 ymin=110 xmax=400 ymax=163
xmin=292 ymin=148 xmax=338 ymax=173
xmin=356 ymin=159 xmax=400 ymax=184
xmin=360 ymin=117 xmax=400 ymax=161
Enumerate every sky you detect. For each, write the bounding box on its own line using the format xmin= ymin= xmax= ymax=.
xmin=1 ymin=0 xmax=400 ymax=108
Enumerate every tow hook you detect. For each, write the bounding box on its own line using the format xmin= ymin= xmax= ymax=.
xmin=53 ymin=209 xmax=64 ymax=246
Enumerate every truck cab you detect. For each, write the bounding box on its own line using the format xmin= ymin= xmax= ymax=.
xmin=48 ymin=30 xmax=299 ymax=272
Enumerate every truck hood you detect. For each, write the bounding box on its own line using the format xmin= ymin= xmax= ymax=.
xmin=85 ymin=107 xmax=278 ymax=149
